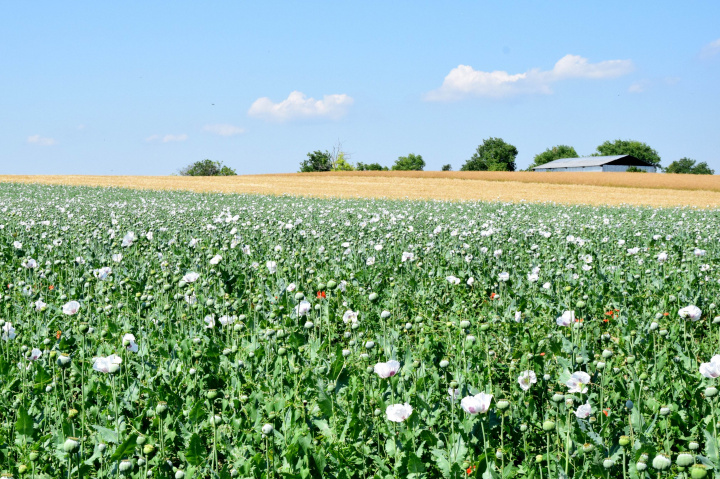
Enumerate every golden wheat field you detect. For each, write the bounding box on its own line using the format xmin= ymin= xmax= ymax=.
xmin=2 ymin=171 xmax=720 ymax=207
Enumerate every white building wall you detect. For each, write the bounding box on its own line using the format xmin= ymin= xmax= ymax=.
xmin=602 ymin=165 xmax=656 ymax=172
xmin=535 ymin=166 xmax=603 ymax=172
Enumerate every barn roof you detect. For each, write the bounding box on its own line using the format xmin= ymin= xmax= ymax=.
xmin=533 ymin=155 xmax=655 ymax=170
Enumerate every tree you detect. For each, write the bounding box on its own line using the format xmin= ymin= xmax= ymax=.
xmin=441 ymin=164 xmax=452 ymax=171
xmin=461 ymin=137 xmax=518 ymax=171
xmin=299 ymin=151 xmax=333 ymax=172
xmin=331 ymin=152 xmax=355 ymax=171
xmin=529 ymin=145 xmax=578 ymax=170
xmin=179 ymin=159 xmax=237 ymax=176
xmin=392 ymin=153 xmax=425 ymax=171
xmin=665 ymin=158 xmax=714 ymax=175
xmin=626 ymin=166 xmax=647 ymax=173
xmin=595 ymin=139 xmax=661 ymax=167
xmin=356 ymin=162 xmax=389 ymax=171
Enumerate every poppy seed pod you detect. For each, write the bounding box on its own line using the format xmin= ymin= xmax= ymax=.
xmin=677 ymin=453 xmax=695 ymax=467
xmin=155 ymin=402 xmax=168 ymax=415
xmin=497 ymin=399 xmax=510 ymax=410
xmin=582 ymin=443 xmax=594 ymax=453
xmin=175 ymin=471 xmax=185 ymax=479
xmin=690 ymin=464 xmax=708 ymax=478
xmin=119 ymin=460 xmax=133 ymax=472
xmin=636 ymin=462 xmax=647 ymax=471
xmin=439 ymin=360 xmax=450 ymax=368
xmin=603 ymin=458 xmax=614 ymax=469
xmin=542 ymin=420 xmax=555 ymax=431
xmin=618 ymin=435 xmax=630 ymax=446
xmin=705 ymin=387 xmax=718 ymax=397
xmin=262 ymin=423 xmax=274 ymax=435
xmin=459 ymin=320 xmax=471 ymax=329
xmin=652 ymin=454 xmax=672 ymax=470
xmin=689 ymin=441 xmax=700 ymax=450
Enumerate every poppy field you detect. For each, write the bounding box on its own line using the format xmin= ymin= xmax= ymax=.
xmin=1 ymin=182 xmax=719 ymax=479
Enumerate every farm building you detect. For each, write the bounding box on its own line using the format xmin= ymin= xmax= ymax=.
xmin=533 ymin=155 xmax=657 ymax=172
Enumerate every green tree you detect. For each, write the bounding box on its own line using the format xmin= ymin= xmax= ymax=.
xmin=392 ymin=153 xmax=425 ymax=171
xmin=356 ymin=162 xmax=388 ymax=171
xmin=299 ymin=151 xmax=333 ymax=172
xmin=595 ymin=139 xmax=661 ymax=167
xmin=179 ymin=159 xmax=237 ymax=176
xmin=461 ymin=137 xmax=518 ymax=171
xmin=529 ymin=145 xmax=578 ymax=170
xmin=441 ymin=164 xmax=452 ymax=171
xmin=331 ymin=152 xmax=355 ymax=171
xmin=665 ymin=158 xmax=714 ymax=175
xmin=625 ymin=166 xmax=647 ymax=173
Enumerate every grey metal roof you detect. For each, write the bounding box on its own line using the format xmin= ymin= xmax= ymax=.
xmin=534 ymin=155 xmax=639 ymax=169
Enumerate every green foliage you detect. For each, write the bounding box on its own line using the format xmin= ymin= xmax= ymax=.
xmin=665 ymin=158 xmax=714 ymax=175
xmin=461 ymin=137 xmax=518 ymax=171
xmin=529 ymin=145 xmax=578 ymax=170
xmin=178 ymin=159 xmax=237 ymax=176
xmin=441 ymin=164 xmax=452 ymax=171
xmin=299 ymin=150 xmax=333 ymax=172
xmin=331 ymin=152 xmax=355 ymax=171
xmin=356 ymin=162 xmax=388 ymax=171
xmin=625 ymin=166 xmax=647 ymax=173
xmin=596 ymin=139 xmax=661 ymax=166
xmin=392 ymin=153 xmax=425 ymax=171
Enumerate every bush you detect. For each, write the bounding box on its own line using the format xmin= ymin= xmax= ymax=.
xmin=179 ymin=160 xmax=237 ymax=176
xmin=626 ymin=166 xmax=647 ymax=173
xmin=441 ymin=164 xmax=452 ymax=171
xmin=392 ymin=153 xmax=425 ymax=171
xmin=356 ymin=162 xmax=388 ymax=171
xmin=299 ymin=151 xmax=333 ymax=172
xmin=461 ymin=138 xmax=518 ymax=171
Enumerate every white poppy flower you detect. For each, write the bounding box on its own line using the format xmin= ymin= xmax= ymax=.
xmin=679 ymin=305 xmax=702 ymax=321
xmin=566 ymin=371 xmax=591 ymax=393
xmin=295 ymin=300 xmax=311 ymax=316
xmin=556 ymin=311 xmax=574 ymax=327
xmin=699 ymin=355 xmax=720 ymax=379
xmin=575 ymin=402 xmax=592 ymax=418
xmin=209 ymin=255 xmax=222 ymax=265
xmin=2 ymin=322 xmax=16 ymax=341
xmin=386 ymin=403 xmax=413 ymax=423
xmin=518 ymin=370 xmax=536 ymax=391
xmin=374 ymin=360 xmax=400 ymax=379
xmin=461 ymin=392 xmax=493 ymax=414
xmin=182 ymin=272 xmax=200 ymax=283
xmin=93 ymin=354 xmax=122 ymax=373
xmin=62 ymin=301 xmax=80 ymax=315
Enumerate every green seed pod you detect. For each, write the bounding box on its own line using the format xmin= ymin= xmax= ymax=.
xmin=652 ymin=454 xmax=672 ymax=470
xmin=636 ymin=462 xmax=647 ymax=472
xmin=690 ymin=464 xmax=708 ymax=479
xmin=206 ymin=389 xmax=218 ymax=400
xmin=17 ymin=465 xmax=27 ymax=475
xmin=480 ymin=324 xmax=490 ymax=331
xmin=576 ymin=300 xmax=586 ymax=308
xmin=689 ymin=441 xmax=700 ymax=451
xmin=143 ymin=444 xmax=155 ymax=455
xmin=520 ymin=424 xmax=528 ymax=432
xmin=68 ymin=408 xmax=78 ymax=419
xmin=603 ymin=458 xmax=614 ymax=469
xmin=326 ymin=280 xmax=337 ymax=290
xmin=28 ymin=452 xmax=38 ymax=462
xmin=57 ymin=354 xmax=71 ymax=368
xmin=639 ymin=372 xmax=648 ymax=380
xmin=626 ymin=356 xmax=635 ymax=364
xmin=677 ymin=453 xmax=695 ymax=467
xmin=368 ymin=292 xmax=378 ymax=302
xmin=618 ymin=435 xmax=630 ymax=446
xmin=175 ymin=471 xmax=185 ymax=479
xmin=156 ymin=402 xmax=168 ymax=415
xmin=542 ymin=420 xmax=555 ymax=431
xmin=136 ymin=435 xmax=146 ymax=445
xmin=582 ymin=443 xmax=594 ymax=453
xmin=535 ymin=455 xmax=544 ymax=463
xmin=497 ymin=399 xmax=510 ymax=410
xmin=119 ymin=459 xmax=133 ymax=472
xmin=459 ymin=320 xmax=471 ymax=329
xmin=705 ymin=387 xmax=718 ymax=397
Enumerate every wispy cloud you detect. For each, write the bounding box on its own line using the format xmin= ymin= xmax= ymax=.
xmin=628 ymin=81 xmax=648 ymax=93
xmin=27 ymin=134 xmax=56 ymax=146
xmin=248 ymin=91 xmax=354 ymax=121
xmin=203 ymin=124 xmax=245 ymax=136
xmin=425 ymin=54 xmax=634 ymax=101
xmin=700 ymin=38 xmax=720 ymax=59
xmin=146 ymin=134 xmax=188 ymax=143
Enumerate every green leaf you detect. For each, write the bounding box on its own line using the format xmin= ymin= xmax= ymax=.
xmin=92 ymin=425 xmax=119 ymax=444
xmin=109 ymin=433 xmax=137 ymax=461
xmin=185 ymin=433 xmax=205 ymax=466
xmin=15 ymin=406 xmax=35 ymax=439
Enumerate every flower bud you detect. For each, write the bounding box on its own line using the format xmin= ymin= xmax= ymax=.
xmin=63 ymin=437 xmax=80 ymax=453
xmin=262 ymin=423 xmax=274 ymax=435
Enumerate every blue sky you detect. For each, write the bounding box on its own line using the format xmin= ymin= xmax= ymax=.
xmin=1 ymin=1 xmax=719 ymax=175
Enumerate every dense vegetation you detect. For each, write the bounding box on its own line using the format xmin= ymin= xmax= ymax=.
xmin=0 ymin=183 xmax=719 ymax=478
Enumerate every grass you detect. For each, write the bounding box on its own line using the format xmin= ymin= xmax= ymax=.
xmin=2 ymin=171 xmax=720 ymax=207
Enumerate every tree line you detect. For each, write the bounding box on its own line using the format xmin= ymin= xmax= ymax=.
xmin=176 ymin=140 xmax=714 ymax=175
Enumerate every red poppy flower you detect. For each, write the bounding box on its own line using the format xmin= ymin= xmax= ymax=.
xmin=317 ymin=291 xmax=326 ymax=299
xmin=49 ymin=285 xmax=54 ymax=290
xmin=466 ymin=465 xmax=477 ymax=474
xmin=602 ymin=409 xmax=609 ymax=417
xmin=56 ymin=330 xmax=61 ymax=340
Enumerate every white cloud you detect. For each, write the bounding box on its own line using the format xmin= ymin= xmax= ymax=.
xmin=700 ymin=38 xmax=720 ymax=59
xmin=146 ymin=134 xmax=188 ymax=143
xmin=248 ymin=90 xmax=354 ymax=121
xmin=628 ymin=81 xmax=647 ymax=93
xmin=203 ymin=124 xmax=245 ymax=136
xmin=27 ymin=134 xmax=56 ymax=146
xmin=425 ymin=54 xmax=634 ymax=101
